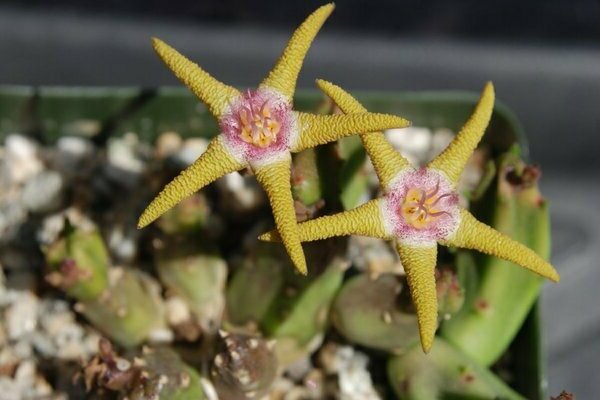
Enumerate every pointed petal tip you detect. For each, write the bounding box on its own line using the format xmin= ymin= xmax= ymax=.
xmin=389 ymin=114 xmax=412 ymax=128
xmin=257 ymin=230 xmax=281 ymax=242
xmin=291 ymin=253 xmax=308 ymax=276
xmin=483 ymin=81 xmax=495 ymax=97
xmin=296 ymin=265 xmax=308 ymax=276
xmin=137 ymin=212 xmax=153 ymax=229
xmin=151 ymin=37 xmax=174 ymax=59
xmin=366 ymin=112 xmax=412 ymax=130
xmin=151 ymin=37 xmax=167 ymax=51
xmin=314 ymin=79 xmax=412 ymax=129
xmin=420 ymin=338 xmax=433 ymax=353
xmin=315 ymin=78 xmax=333 ymax=89
xmin=320 ymin=3 xmax=336 ymax=13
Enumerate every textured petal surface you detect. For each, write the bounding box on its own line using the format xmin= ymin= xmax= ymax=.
xmin=442 ymin=208 xmax=560 ymax=282
xmin=396 ymin=243 xmax=439 ymax=353
xmin=316 ymin=79 xmax=411 ymax=189
xmin=260 ymin=4 xmax=335 ymax=100
xmin=138 ymin=136 xmax=244 ymax=228
xmin=292 ymin=111 xmax=410 ymax=152
xmin=152 ymin=38 xmax=240 ymax=119
xmin=259 ymin=199 xmax=389 ymax=242
xmin=428 ymin=82 xmax=495 ymax=185
xmin=254 ymin=157 xmax=307 ymax=275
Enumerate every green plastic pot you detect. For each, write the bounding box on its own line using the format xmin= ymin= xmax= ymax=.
xmin=0 ymin=85 xmax=544 ymax=399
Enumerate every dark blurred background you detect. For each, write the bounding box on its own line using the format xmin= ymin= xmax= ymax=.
xmin=4 ymin=0 xmax=600 ymax=41
xmin=1 ymin=0 xmax=599 ymax=396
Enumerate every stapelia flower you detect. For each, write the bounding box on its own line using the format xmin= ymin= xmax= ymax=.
xmin=137 ymin=4 xmax=410 ymax=275
xmin=260 ymin=80 xmax=559 ymax=352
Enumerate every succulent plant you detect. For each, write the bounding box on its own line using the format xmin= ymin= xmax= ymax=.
xmin=211 ymin=330 xmax=277 ymax=400
xmin=436 ymin=266 xmax=465 ymax=319
xmin=83 ymin=338 xmax=207 ymax=399
xmin=226 ymin=242 xmax=347 ymax=366
xmin=291 ymin=148 xmax=323 ymax=210
xmin=44 ymin=225 xmax=166 ymax=347
xmin=441 ymin=149 xmax=550 ymax=366
xmin=387 ymin=338 xmax=524 ymax=399
xmin=156 ymin=193 xmax=211 ymax=235
xmin=260 ymin=82 xmax=558 ymax=354
xmin=266 ymin=255 xmax=347 ymax=366
xmin=331 ymin=273 xmax=420 ymax=353
xmin=336 ymin=134 xmax=370 ymax=211
xmin=155 ymin=236 xmax=227 ymax=335
xmin=45 ymin=225 xmax=109 ymax=301
xmin=4 ymin=5 xmax=560 ymax=396
xmin=226 ymin=243 xmax=287 ymax=328
xmin=80 ymin=267 xmax=167 ymax=348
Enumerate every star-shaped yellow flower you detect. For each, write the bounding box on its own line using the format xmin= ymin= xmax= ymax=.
xmin=137 ymin=4 xmax=410 ymax=275
xmin=260 ymin=80 xmax=559 ymax=352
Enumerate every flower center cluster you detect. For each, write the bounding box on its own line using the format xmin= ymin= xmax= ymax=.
xmin=236 ymin=91 xmax=281 ymax=148
xmin=382 ymin=168 xmax=460 ymax=244
xmin=400 ymin=181 xmax=453 ymax=230
xmin=221 ymin=88 xmax=295 ymax=164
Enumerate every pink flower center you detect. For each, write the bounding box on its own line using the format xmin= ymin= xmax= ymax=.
xmin=220 ymin=89 xmax=295 ymax=164
xmin=400 ymin=180 xmax=453 ymax=230
xmin=235 ymin=91 xmax=281 ymax=148
xmin=382 ymin=168 xmax=460 ymax=244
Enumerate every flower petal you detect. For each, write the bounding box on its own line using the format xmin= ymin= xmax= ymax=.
xmin=254 ymin=157 xmax=307 ymax=275
xmin=316 ymin=79 xmax=411 ymax=189
xmin=138 ymin=136 xmax=245 ymax=228
xmin=152 ymin=38 xmax=240 ymax=119
xmin=442 ymin=208 xmax=560 ymax=282
xmin=291 ymin=111 xmax=410 ymax=152
xmin=259 ymin=199 xmax=389 ymax=242
xmin=395 ymin=243 xmax=439 ymax=353
xmin=260 ymin=4 xmax=335 ymax=101
xmin=428 ymin=82 xmax=495 ymax=185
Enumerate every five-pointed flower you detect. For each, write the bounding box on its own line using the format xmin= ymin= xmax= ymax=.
xmin=260 ymin=80 xmax=560 ymax=352
xmin=137 ymin=4 xmax=410 ymax=275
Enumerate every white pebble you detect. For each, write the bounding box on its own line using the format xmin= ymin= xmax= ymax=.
xmin=148 ymin=328 xmax=174 ymax=344
xmin=21 ymin=171 xmax=64 ymax=213
xmin=6 ymin=291 xmax=38 ymax=339
xmin=107 ymin=225 xmax=138 ymax=263
xmin=217 ymin=172 xmax=266 ymax=213
xmin=155 ymin=131 xmax=183 ymax=159
xmin=385 ymin=127 xmax=432 ymax=166
xmin=174 ymin=138 xmax=209 ymax=166
xmin=0 ymin=202 xmax=27 ymax=243
xmin=106 ymin=133 xmax=146 ymax=175
xmin=4 ymin=134 xmax=43 ymax=184
xmin=57 ymin=136 xmax=94 ymax=157
xmin=347 ymin=236 xmax=403 ymax=278
xmin=165 ymin=296 xmax=192 ymax=326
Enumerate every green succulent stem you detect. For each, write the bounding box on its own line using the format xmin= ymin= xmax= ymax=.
xmin=292 ymin=148 xmax=323 ymax=207
xmin=332 ymin=273 xmax=420 ymax=353
xmin=45 ymin=227 xmax=109 ymax=301
xmin=388 ymin=338 xmax=524 ymax=400
xmin=130 ymin=347 xmax=206 ymax=400
xmin=156 ymin=237 xmax=227 ymax=333
xmin=226 ymin=244 xmax=287 ymax=327
xmin=81 ymin=269 xmax=166 ymax=347
xmin=226 ymin=243 xmax=346 ymax=366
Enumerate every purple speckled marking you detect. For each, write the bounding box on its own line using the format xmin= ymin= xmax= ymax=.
xmin=220 ymin=88 xmax=296 ymax=164
xmin=383 ymin=167 xmax=460 ymax=244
